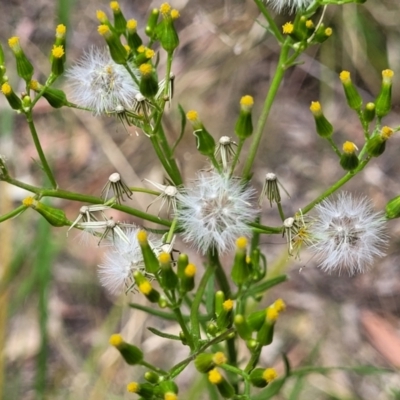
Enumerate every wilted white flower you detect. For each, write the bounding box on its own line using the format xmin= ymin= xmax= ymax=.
xmin=66 ymin=47 xmax=139 ymax=115
xmin=176 ymin=172 xmax=258 ymax=254
xmin=98 ymin=227 xmax=163 ymax=294
xmin=266 ymin=0 xmax=313 ymax=13
xmin=310 ymin=193 xmax=387 ymax=275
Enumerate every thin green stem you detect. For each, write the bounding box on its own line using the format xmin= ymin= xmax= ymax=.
xmin=249 ymin=221 xmax=283 ymax=234
xmin=301 ymin=157 xmax=371 ymax=214
xmin=245 ymin=345 xmax=262 ymax=373
xmin=172 ymin=306 xmax=194 ymax=350
xmin=326 ymin=137 xmax=341 ymax=158
xmin=139 ymin=360 xmax=167 ymax=375
xmin=2 ymin=176 xmax=172 ymax=227
xmin=242 ymin=39 xmax=292 ymax=181
xmin=190 ymin=260 xmax=216 ymax=349
xmin=212 ymin=251 xmax=231 ymax=297
xmin=229 ymin=139 xmax=244 ymax=177
xmin=253 ymin=0 xmax=284 ymax=42
xmin=26 ymin=112 xmax=57 ymax=188
xmin=0 ymin=205 xmax=27 ymax=223
xmin=277 ymin=202 xmax=285 ymax=221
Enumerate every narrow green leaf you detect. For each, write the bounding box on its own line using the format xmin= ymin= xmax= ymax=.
xmin=147 ymin=327 xmax=181 ymax=341
xmin=172 ymin=104 xmax=187 ymax=153
xmin=245 ymin=275 xmax=287 ymax=297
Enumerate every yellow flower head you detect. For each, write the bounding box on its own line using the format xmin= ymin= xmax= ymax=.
xmin=184 ymin=264 xmax=196 ymax=278
xmin=282 ymin=22 xmax=294 ymax=34
xmin=342 ymin=141 xmax=358 ymax=154
xmin=208 ymin=368 xmax=223 ymax=384
xmin=52 ymin=45 xmax=65 ymax=59
xmin=262 ymin=368 xmax=278 ymax=383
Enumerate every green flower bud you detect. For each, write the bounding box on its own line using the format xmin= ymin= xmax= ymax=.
xmin=134 ymin=271 xmax=160 ymax=303
xmin=144 ymin=371 xmax=160 ymax=384
xmin=177 ymin=253 xmax=189 ymax=280
xmin=109 ymin=334 xmax=143 ymax=365
xmin=97 ymin=24 xmax=127 ymax=64
xmin=186 ymin=110 xmax=216 ymax=156
xmin=231 ymin=237 xmax=250 ymax=286
xmin=137 ymin=230 xmax=159 ymax=273
xmin=208 ymin=368 xmax=235 ymax=399
xmin=145 ymin=8 xmax=159 ymax=38
xmin=8 ymin=36 xmax=34 ymax=82
xmin=235 ymin=95 xmax=254 ymax=140
xmin=180 ymin=263 xmax=196 ymax=292
xmin=30 ymin=80 xmax=68 ymax=109
xmin=216 ymin=299 xmax=234 ymax=330
xmin=313 ymin=24 xmax=333 ymax=43
xmin=386 ymin=195 xmax=400 ymax=219
xmin=22 ymin=197 xmax=69 ymax=227
xmin=309 ymin=101 xmax=333 ymax=137
xmin=135 ymin=46 xmax=156 ymax=66
xmin=1 ymin=82 xmax=22 ymax=110
xmin=139 ymin=63 xmax=159 ymax=98
xmin=159 ymin=380 xmax=179 ymax=395
xmin=126 ymin=19 xmax=143 ymax=51
xmin=126 ymin=382 xmax=154 ymax=397
xmin=156 ymin=4 xmax=180 ymax=53
xmin=363 ymin=102 xmax=375 ymax=123
xmin=366 ymin=126 xmax=393 ymax=157
xmin=206 ymin=321 xmax=218 ymax=336
xmin=158 ymin=252 xmax=178 ymax=290
xmin=195 ymin=352 xmax=227 ymax=373
xmin=51 ymin=45 xmax=65 ymax=76
xmin=249 ymin=368 xmax=278 ymax=388
xmin=340 ymin=141 xmax=359 ymax=171
xmin=110 ymin=1 xmax=127 ymax=35
xmin=234 ymin=314 xmax=252 ymax=340
xmin=339 ymin=70 xmax=363 ymax=110
xmin=375 ymin=69 xmax=394 ymax=118
xmin=214 ymin=291 xmax=225 ymax=317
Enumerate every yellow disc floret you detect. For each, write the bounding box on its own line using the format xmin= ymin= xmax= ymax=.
xmin=139 ymin=63 xmax=152 ymax=76
xmin=145 ymin=48 xmax=155 ymax=59
xmin=325 ymin=27 xmax=333 ymax=36
xmin=52 ymin=45 xmax=65 ymax=59
xmin=223 ymin=299 xmax=234 ymax=311
xmin=309 ymin=101 xmax=322 ymax=114
xmin=165 ymin=393 xmax=178 ymax=400
xmin=137 ymin=230 xmax=148 ymax=244
xmin=240 ymin=95 xmax=254 ymax=107
xmin=266 ymin=307 xmax=279 ymax=322
xmin=342 ymin=141 xmax=358 ymax=154
xmin=22 ymin=196 xmax=35 ymax=207
xmin=56 ymin=24 xmax=66 ymax=36
xmin=282 ymin=22 xmax=294 ymax=34
xmin=381 ymin=126 xmax=393 ymax=140
xmin=109 ymin=333 xmax=124 ymax=347
xmin=262 ymin=368 xmax=278 ymax=383
xmin=159 ymin=252 xmax=171 ymax=264
xmin=236 ymin=237 xmax=248 ymax=250
xmin=184 ymin=264 xmax=196 ymax=278
xmin=127 ymin=19 xmax=137 ymax=30
xmin=273 ymin=298 xmax=286 ymax=312
xmin=186 ymin=110 xmax=198 ymax=121
xmin=30 ymin=80 xmax=40 ymax=91
xmin=126 ymin=382 xmax=139 ymax=393
xmin=171 ymin=9 xmax=180 ymax=19
xmin=213 ymin=352 xmax=227 ymax=365
xmin=160 ymin=3 xmax=171 ymax=15
xmin=96 ymin=10 xmax=107 ymax=22
xmin=139 ymin=281 xmax=152 ymax=295
xmin=208 ymin=368 xmax=222 ymax=384
xmin=97 ymin=24 xmax=110 ymax=36
xmin=8 ymin=36 xmax=20 ymax=49
xmin=306 ymin=20 xmax=314 ymax=29
xmin=1 ymin=82 xmax=12 ymax=96
xmin=339 ymin=70 xmax=351 ymax=83
xmin=110 ymin=1 xmax=120 ymax=11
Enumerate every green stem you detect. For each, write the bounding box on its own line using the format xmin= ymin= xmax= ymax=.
xmin=190 ymin=260 xmax=216 ymax=349
xmin=229 ymin=139 xmax=244 ymax=177
xmin=245 ymin=345 xmax=262 ymax=373
xmin=139 ymin=360 xmax=167 ymax=375
xmin=326 ymin=137 xmax=341 ymax=158
xmin=249 ymin=221 xmax=283 ymax=234
xmin=253 ymin=0 xmax=284 ymax=42
xmin=212 ymin=251 xmax=231 ymax=297
xmin=242 ymin=39 xmax=292 ymax=181
xmin=26 ymin=112 xmax=57 ymax=189
xmin=3 ymin=176 xmax=172 ymax=227
xmin=0 ymin=205 xmax=26 ymax=223
xmin=172 ymin=306 xmax=195 ymax=350
xmin=277 ymin=202 xmax=285 ymax=221
xmin=301 ymin=157 xmax=371 ymax=214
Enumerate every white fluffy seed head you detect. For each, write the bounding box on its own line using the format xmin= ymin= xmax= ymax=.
xmin=265 ymin=0 xmax=313 ymax=13
xmin=176 ymin=172 xmax=259 ymax=254
xmin=66 ymin=47 xmax=139 ymax=115
xmin=98 ymin=227 xmax=162 ymax=294
xmin=309 ymin=192 xmax=387 ymax=275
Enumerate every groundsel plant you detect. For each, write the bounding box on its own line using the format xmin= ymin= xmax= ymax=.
xmin=1 ymin=0 xmax=399 ymax=399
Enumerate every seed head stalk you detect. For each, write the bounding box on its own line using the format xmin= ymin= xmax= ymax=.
xmin=242 ymin=38 xmax=292 ymax=181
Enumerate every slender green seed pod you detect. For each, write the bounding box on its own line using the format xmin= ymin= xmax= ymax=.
xmin=339 ymin=71 xmax=363 ymax=110
xmin=375 ymin=69 xmax=394 ymax=118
